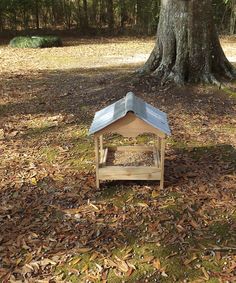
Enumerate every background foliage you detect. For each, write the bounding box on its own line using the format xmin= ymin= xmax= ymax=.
xmin=0 ymin=0 xmax=235 ymax=35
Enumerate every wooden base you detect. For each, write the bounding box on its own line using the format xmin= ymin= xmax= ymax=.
xmin=99 ymin=166 xmax=161 ymax=180
xmin=95 ymin=144 xmax=165 ymax=189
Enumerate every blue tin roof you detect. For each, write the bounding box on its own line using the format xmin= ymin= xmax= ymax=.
xmin=89 ymin=92 xmax=171 ymax=136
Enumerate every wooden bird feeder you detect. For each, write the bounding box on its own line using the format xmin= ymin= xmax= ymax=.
xmin=89 ymin=92 xmax=171 ymax=189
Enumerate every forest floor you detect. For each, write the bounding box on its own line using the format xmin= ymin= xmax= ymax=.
xmin=0 ymin=36 xmax=236 ymax=283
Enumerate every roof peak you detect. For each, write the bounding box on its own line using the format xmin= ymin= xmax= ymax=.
xmin=89 ymin=92 xmax=171 ymax=136
xmin=125 ymin=92 xmax=136 ymax=112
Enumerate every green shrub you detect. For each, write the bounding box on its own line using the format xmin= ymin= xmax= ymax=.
xmin=9 ymin=36 xmax=63 ymax=48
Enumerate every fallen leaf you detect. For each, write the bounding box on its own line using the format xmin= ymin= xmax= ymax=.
xmin=137 ymin=202 xmax=149 ymax=208
xmin=77 ymin=248 xmax=92 ymax=253
xmin=114 ymin=256 xmax=129 ymax=273
xmin=184 ymin=255 xmax=198 ymax=265
xmin=153 ymin=259 xmax=161 ymax=270
xmin=31 ymin=177 xmax=37 ymax=186
xmin=81 ymin=264 xmax=89 ymax=273
xmin=90 ymin=252 xmax=99 ymax=261
xmin=140 ymin=255 xmax=155 ymax=263
xmin=152 ymin=190 xmax=159 ymax=198
xmin=201 ymin=267 xmax=210 ymax=280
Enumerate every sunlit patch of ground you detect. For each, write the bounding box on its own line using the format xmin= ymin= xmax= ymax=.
xmin=0 ymin=36 xmax=235 ymax=282
xmin=1 ymin=36 xmax=236 ymax=72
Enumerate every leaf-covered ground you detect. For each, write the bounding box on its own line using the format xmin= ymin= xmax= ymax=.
xmin=0 ymin=37 xmax=236 ymax=283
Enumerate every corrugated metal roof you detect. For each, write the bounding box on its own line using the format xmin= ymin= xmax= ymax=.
xmin=89 ymin=92 xmax=171 ymax=136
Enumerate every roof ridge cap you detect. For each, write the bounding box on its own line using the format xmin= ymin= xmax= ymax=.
xmin=125 ymin=92 xmax=135 ymax=112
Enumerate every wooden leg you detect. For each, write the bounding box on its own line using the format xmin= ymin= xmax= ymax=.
xmin=158 ymin=137 xmax=161 ymax=151
xmin=160 ymin=139 xmax=166 ymax=190
xmin=99 ymin=135 xmax=103 ymax=155
xmin=95 ymin=137 xmax=100 ymax=189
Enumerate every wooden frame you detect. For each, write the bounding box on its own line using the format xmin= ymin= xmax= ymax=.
xmin=94 ymin=141 xmax=166 ymax=189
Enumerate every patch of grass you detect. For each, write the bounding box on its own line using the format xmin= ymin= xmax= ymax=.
xmin=98 ymin=185 xmax=135 ymax=207
xmin=40 ymin=146 xmax=59 ymax=163
xmin=67 ymin=138 xmax=94 ymax=171
xmin=209 ymin=221 xmax=231 ymax=241
xmin=201 ymin=259 xmax=223 ymax=273
xmin=217 ymin=124 xmax=236 ymax=134
xmin=9 ymin=36 xmax=62 ymax=48
xmin=222 ymin=86 xmax=236 ymax=98
xmin=25 ymin=125 xmax=57 ymax=137
xmin=206 ymin=278 xmax=220 ymax=283
xmin=136 ymin=134 xmax=154 ymax=144
xmin=167 ymin=138 xmax=189 ymax=149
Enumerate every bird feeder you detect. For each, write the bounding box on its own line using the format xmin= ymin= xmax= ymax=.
xmin=89 ymin=92 xmax=171 ymax=189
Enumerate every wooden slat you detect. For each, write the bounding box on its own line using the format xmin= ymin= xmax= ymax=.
xmin=100 ymin=149 xmax=105 ymax=164
xmin=160 ymin=139 xmax=166 ymax=190
xmin=95 ymin=137 xmax=100 ymax=189
xmin=100 ymin=148 xmax=108 ymax=165
xmin=154 ymin=146 xmax=160 ymax=167
xmin=108 ymin=145 xmax=154 ymax=152
xmin=153 ymin=147 xmax=158 ymax=166
xmin=99 ymin=135 xmax=103 ymax=154
xmin=99 ymin=166 xmax=161 ymax=180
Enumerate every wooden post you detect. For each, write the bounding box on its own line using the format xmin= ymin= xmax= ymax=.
xmin=158 ymin=137 xmax=161 ymax=151
xmin=155 ymin=136 xmax=161 ymax=168
xmin=95 ymin=137 xmax=100 ymax=189
xmin=160 ymin=138 xmax=166 ymax=190
xmin=100 ymin=135 xmax=103 ymax=155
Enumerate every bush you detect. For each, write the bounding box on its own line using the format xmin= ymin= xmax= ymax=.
xmin=9 ymin=36 xmax=63 ymax=48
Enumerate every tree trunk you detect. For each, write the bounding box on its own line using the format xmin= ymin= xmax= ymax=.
xmin=119 ymin=0 xmax=127 ymax=30
xmin=138 ymin=0 xmax=236 ymax=85
xmin=136 ymin=0 xmax=151 ymax=34
xmin=92 ymin=0 xmax=99 ymax=26
xmin=107 ymin=0 xmax=114 ymax=32
xmin=0 ymin=10 xmax=3 ymax=32
xmin=35 ymin=0 xmax=40 ymax=30
xmin=83 ymin=0 xmax=89 ymax=30
xmin=230 ymin=0 xmax=236 ymax=34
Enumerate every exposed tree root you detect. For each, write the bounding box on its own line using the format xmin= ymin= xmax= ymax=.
xmin=136 ymin=0 xmax=236 ymax=87
xmin=136 ymin=59 xmax=236 ymax=86
xmin=201 ymin=73 xmax=222 ymax=87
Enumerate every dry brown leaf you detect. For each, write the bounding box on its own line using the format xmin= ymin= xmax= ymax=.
xmin=39 ymin=258 xmax=57 ymax=266
xmin=184 ymin=255 xmax=198 ymax=265
xmin=152 ymin=190 xmax=159 ymax=198
xmin=137 ymin=202 xmax=149 ymax=208
xmin=24 ymin=253 xmax=33 ymax=264
xmin=70 ymin=258 xmax=81 ymax=266
xmin=190 ymin=219 xmax=199 ymax=229
xmin=81 ymin=264 xmax=89 ymax=273
xmin=153 ymin=259 xmax=161 ymax=270
xmin=77 ymin=248 xmax=92 ymax=253
xmin=104 ymin=259 xmax=117 ymax=268
xmin=201 ymin=267 xmax=210 ymax=280
xmin=215 ymin=252 xmax=221 ymax=261
xmin=90 ymin=252 xmax=99 ymax=261
xmin=140 ymin=255 xmax=155 ymax=263
xmin=126 ymin=267 xmax=134 ymax=277
xmin=114 ymin=256 xmax=129 ymax=273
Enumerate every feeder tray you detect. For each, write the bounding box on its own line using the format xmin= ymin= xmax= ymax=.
xmin=107 ymin=148 xmax=154 ymax=167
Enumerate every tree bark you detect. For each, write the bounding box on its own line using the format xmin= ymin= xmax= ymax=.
xmin=230 ymin=0 xmax=236 ymax=34
xmin=120 ymin=0 xmax=127 ymax=30
xmin=107 ymin=0 xmax=114 ymax=32
xmin=138 ymin=0 xmax=236 ymax=85
xmin=83 ymin=0 xmax=89 ymax=30
xmin=35 ymin=0 xmax=40 ymax=30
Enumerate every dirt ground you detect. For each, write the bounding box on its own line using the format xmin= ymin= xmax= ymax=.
xmin=0 ymin=37 xmax=235 ymax=283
